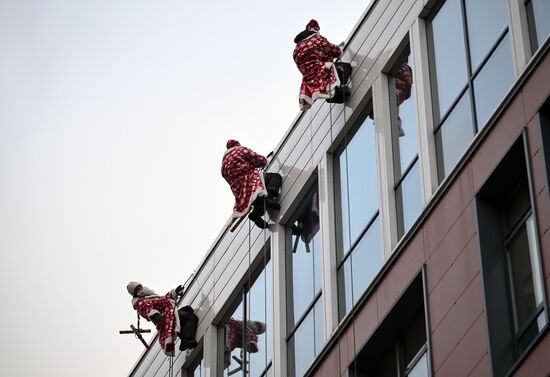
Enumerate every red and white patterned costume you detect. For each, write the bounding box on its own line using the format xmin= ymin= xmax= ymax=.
xmin=395 ymin=63 xmax=413 ymax=107
xmin=293 ymin=19 xmax=343 ymax=110
xmin=226 ymin=318 xmax=259 ymax=352
xmin=128 ymin=282 xmax=180 ymax=356
xmin=221 ymin=140 xmax=267 ymax=218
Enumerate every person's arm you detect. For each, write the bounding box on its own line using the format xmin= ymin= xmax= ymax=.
xmin=135 ymin=299 xmax=161 ymax=323
xmin=319 ymin=35 xmax=342 ymax=59
xmin=242 ymin=147 xmax=268 ymax=168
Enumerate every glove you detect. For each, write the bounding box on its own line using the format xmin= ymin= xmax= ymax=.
xmin=175 ymin=285 xmax=185 ymax=296
xmin=150 ymin=313 xmax=161 ymax=325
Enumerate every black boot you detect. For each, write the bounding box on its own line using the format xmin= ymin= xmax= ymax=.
xmin=248 ymin=213 xmax=269 ymax=229
xmin=326 ymin=86 xmax=351 ymax=104
xmin=178 ymin=306 xmax=198 ymax=351
xmin=265 ymin=196 xmax=280 ymax=210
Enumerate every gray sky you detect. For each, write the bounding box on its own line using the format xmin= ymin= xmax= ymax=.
xmin=0 ymin=1 xmax=369 ymax=375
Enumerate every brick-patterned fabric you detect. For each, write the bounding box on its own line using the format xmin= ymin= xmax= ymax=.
xmin=222 ymin=142 xmax=267 ymax=217
xmin=395 ymin=63 xmax=413 ymax=107
xmin=134 ymin=291 xmax=177 ymax=356
xmin=293 ymin=32 xmax=342 ymax=110
xmin=226 ymin=318 xmax=258 ymax=351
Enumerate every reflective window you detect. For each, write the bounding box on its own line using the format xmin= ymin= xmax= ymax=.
xmin=435 ymin=91 xmax=474 ymax=177
xmin=526 ymin=0 xmax=550 ymax=52
xmin=335 ymin=107 xmax=382 ymax=319
xmin=338 ymin=217 xmax=382 ymax=315
xmin=396 ymin=162 xmax=423 ymax=234
xmin=191 ymin=358 xmax=205 ymax=377
xmin=407 ymin=352 xmax=429 ymax=377
xmin=287 ymin=184 xmax=324 ymax=377
xmin=430 ymin=0 xmax=468 ymax=119
xmin=389 ymin=47 xmax=423 ymax=238
xmin=429 ymin=0 xmax=514 ymax=181
xmin=337 ymin=112 xmax=378 ymax=252
xmin=465 ymin=0 xmax=507 ymax=70
xmin=473 ymin=34 xmax=515 ymax=127
xmin=222 ymin=256 xmax=272 ymax=377
xmin=477 ymin=139 xmax=548 ymax=376
xmin=351 ymin=275 xmax=429 ymax=377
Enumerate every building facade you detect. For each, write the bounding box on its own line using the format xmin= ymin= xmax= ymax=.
xmin=128 ymin=0 xmax=550 ymax=376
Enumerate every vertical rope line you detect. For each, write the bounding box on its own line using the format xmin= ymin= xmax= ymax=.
xmin=245 ymin=217 xmax=252 ymax=377
xmin=263 ymin=190 xmax=268 ymax=377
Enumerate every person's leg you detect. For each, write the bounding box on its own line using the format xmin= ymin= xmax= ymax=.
xmin=249 ymin=197 xmax=269 ymax=229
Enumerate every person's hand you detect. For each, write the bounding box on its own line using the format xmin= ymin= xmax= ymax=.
xmin=150 ymin=313 xmax=161 ymax=325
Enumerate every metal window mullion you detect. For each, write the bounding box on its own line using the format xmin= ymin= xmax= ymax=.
xmin=508 ymin=0 xmax=532 ymax=72
xmin=336 ymin=211 xmax=380 ymax=270
xmin=470 ymin=28 xmax=510 ymax=79
xmin=459 ymin=0 xmax=480 ymax=135
xmin=271 ymin=224 xmax=287 ymax=377
xmin=394 ymin=155 xmax=420 ymax=190
xmin=411 ymin=18 xmax=439 ymax=202
xmin=318 ymin=155 xmax=339 ymax=338
xmin=373 ymin=75 xmax=399 ymax=255
xmin=286 ymin=292 xmax=323 ymax=341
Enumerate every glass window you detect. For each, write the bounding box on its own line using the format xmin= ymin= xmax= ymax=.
xmin=407 ymin=353 xmax=429 ymax=377
xmin=473 ymin=34 xmax=515 ymax=127
xmin=287 ymin=184 xmax=324 ymax=377
xmin=338 ymin=217 xmax=382 ymax=315
xmin=430 ymin=0 xmax=469 ymax=119
xmin=429 ymin=0 xmax=514 ymax=181
xmin=397 ymin=163 xmax=423 ymax=233
xmin=464 ymin=0 xmax=508 ymax=70
xmin=477 ymin=139 xmax=548 ymax=376
xmin=389 ymin=47 xmax=423 ymax=238
xmin=191 ymin=358 xmax=205 ymax=377
xmin=337 ymin=112 xmax=378 ymax=252
xmin=526 ymin=0 xmax=550 ymax=52
xmin=222 ymin=256 xmax=272 ymax=377
xmin=351 ymin=275 xmax=429 ymax=377
xmin=335 ymin=107 xmax=382 ymax=319
xmin=435 ymin=91 xmax=474 ymax=177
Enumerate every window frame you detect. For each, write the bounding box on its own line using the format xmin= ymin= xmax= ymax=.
xmin=476 ymin=133 xmax=549 ymax=377
xmin=386 ymin=40 xmax=423 ymax=238
xmin=333 ymin=103 xmax=383 ymax=319
xmin=427 ymin=0 xmax=514 ymax=181
xmin=218 ymin=246 xmax=273 ymax=377
xmin=285 ymin=180 xmax=325 ymax=377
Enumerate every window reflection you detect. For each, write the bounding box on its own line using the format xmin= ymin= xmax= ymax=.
xmin=473 ymin=35 xmax=514 ymax=127
xmin=191 ymin=358 xmax=205 ymax=377
xmin=390 ymin=54 xmax=418 ymax=173
xmin=430 ymin=0 xmax=514 ymax=181
xmin=430 ymin=0 xmax=468 ymax=119
xmin=337 ymin=113 xmax=378 ymax=253
xmin=436 ymin=91 xmax=474 ymax=177
xmin=338 ymin=217 xmax=382 ymax=315
xmin=464 ymin=0 xmax=507 ymax=70
xmin=223 ymin=258 xmax=272 ymax=377
xmin=289 ymin=189 xmax=322 ymax=323
xmin=335 ymin=106 xmax=382 ymax=319
xmin=287 ymin=183 xmax=324 ymax=377
xmin=389 ymin=47 xmax=422 ymax=239
xmin=527 ymin=0 xmax=550 ymax=51
xmin=397 ymin=162 xmax=422 ymax=234
xmin=407 ymin=352 xmax=429 ymax=377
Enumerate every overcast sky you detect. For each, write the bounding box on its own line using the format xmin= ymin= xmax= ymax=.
xmin=0 ymin=1 xmax=370 ymax=376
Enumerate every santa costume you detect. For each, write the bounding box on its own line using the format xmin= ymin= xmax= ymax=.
xmin=221 ymin=140 xmax=268 ymax=218
xmin=127 ymin=282 xmax=180 ymax=356
xmin=293 ymin=19 xmax=343 ymax=110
